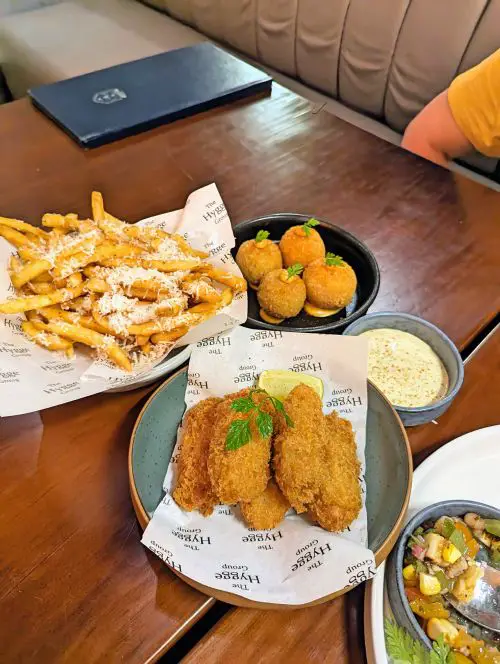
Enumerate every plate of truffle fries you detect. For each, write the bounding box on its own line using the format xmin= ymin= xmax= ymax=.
xmin=0 ymin=187 xmax=247 ymax=402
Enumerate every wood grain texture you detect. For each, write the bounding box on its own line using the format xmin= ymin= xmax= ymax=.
xmin=0 ymin=389 xmax=213 ymax=663
xmin=410 ymin=326 xmax=500 ymax=461
xmin=0 ymin=87 xmax=499 ymax=347
xmin=0 ymin=85 xmax=499 ymax=663
xmin=180 ymin=327 xmax=500 ymax=664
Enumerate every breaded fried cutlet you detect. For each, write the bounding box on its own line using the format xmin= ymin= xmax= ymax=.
xmin=240 ymin=479 xmax=290 ymax=530
xmin=308 ymin=412 xmax=361 ymax=532
xmin=273 ymin=384 xmax=361 ymax=532
xmin=172 ymin=397 xmax=221 ymax=516
xmin=273 ymin=384 xmax=328 ymax=513
xmin=208 ymin=389 xmax=272 ymax=504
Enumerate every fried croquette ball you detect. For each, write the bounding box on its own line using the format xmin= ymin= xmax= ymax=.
xmin=303 ymin=253 xmax=357 ymax=310
xmin=235 ymin=230 xmax=282 ymax=287
xmin=279 ymin=219 xmax=325 ymax=267
xmin=257 ymin=266 xmax=306 ymax=320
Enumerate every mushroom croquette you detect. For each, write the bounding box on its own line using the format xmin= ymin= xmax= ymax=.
xmin=303 ymin=253 xmax=357 ymax=311
xmin=279 ymin=218 xmax=325 ymax=268
xmin=235 ymin=230 xmax=282 ymax=288
xmin=257 ymin=264 xmax=306 ymax=323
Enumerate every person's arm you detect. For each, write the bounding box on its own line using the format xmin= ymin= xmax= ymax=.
xmin=401 ymin=90 xmax=473 ymax=166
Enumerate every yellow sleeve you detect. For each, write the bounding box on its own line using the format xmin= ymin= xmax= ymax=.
xmin=448 ymin=49 xmax=500 ymax=158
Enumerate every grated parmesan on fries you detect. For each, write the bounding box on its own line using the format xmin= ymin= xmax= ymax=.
xmin=0 ymin=192 xmax=246 ymax=371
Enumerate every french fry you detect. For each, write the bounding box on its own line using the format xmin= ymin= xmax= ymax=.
xmin=200 ymin=267 xmax=247 ymax=292
xmin=144 ymin=259 xmax=200 ymax=272
xmin=54 ymin=243 xmax=142 ymax=278
xmin=18 ymin=246 xmax=42 ymax=261
xmin=172 ymin=234 xmax=209 ymax=259
xmin=219 ymin=288 xmax=233 ymax=308
xmin=151 ymin=326 xmax=189 ymax=343
xmin=41 ymin=213 xmax=66 ymax=228
xmin=127 ymin=287 xmax=163 ymax=301
xmin=0 ymin=284 xmax=84 ymax=314
xmin=182 ymin=279 xmax=221 ymax=303
xmin=5 ymin=191 xmax=242 ymax=372
xmin=126 ymin=226 xmax=168 ymax=243
xmin=66 ymin=272 xmax=83 ymax=288
xmin=9 ymin=254 xmax=23 ymax=273
xmin=22 ymin=320 xmax=73 ymax=351
xmin=188 ymin=302 xmax=218 ymax=315
xmin=58 ymin=235 xmax=102 ymax=260
xmin=99 ymin=257 xmax=142 ymax=269
xmin=126 ymin=316 xmax=198 ymax=337
xmin=28 ymin=282 xmax=54 ymax=295
xmin=11 ymin=259 xmax=52 ymax=289
xmin=38 ymin=306 xmax=108 ymax=335
xmin=62 ymin=296 xmax=93 ymax=312
xmin=31 ymin=271 xmax=51 ymax=284
xmin=42 ymin=213 xmax=95 ymax=233
xmin=84 ymin=277 xmax=110 ymax=293
xmin=25 ymin=310 xmax=43 ymax=322
xmin=34 ymin=319 xmax=132 ymax=372
xmin=37 ymin=305 xmax=77 ymax=323
xmin=91 ymin=191 xmax=105 ymax=222
xmin=0 ymin=226 xmax=31 ymax=248
xmin=156 ymin=301 xmax=184 ymax=316
xmin=37 ymin=306 xmax=107 ymax=335
xmin=0 ymin=217 xmax=46 ymax=237
xmin=91 ymin=311 xmax=130 ymax=339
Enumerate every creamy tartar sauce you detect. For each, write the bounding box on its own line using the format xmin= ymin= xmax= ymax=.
xmin=360 ymin=328 xmax=449 ymax=408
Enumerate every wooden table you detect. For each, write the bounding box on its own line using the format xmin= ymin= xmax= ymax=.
xmin=0 ymin=85 xmax=499 ymax=663
xmin=183 ymin=325 xmax=499 ymax=664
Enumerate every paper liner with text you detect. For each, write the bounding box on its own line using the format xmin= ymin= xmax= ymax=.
xmin=142 ymin=327 xmax=375 ymax=605
xmin=0 ymin=184 xmax=246 ymax=416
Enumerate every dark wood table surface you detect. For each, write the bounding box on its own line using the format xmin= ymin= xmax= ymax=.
xmin=183 ymin=325 xmax=499 ymax=664
xmin=0 ymin=85 xmax=499 ymax=663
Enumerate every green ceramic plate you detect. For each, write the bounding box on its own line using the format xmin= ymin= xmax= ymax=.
xmin=129 ymin=367 xmax=412 ymax=607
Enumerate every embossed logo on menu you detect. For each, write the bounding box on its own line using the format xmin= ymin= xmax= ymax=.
xmin=92 ymin=88 xmax=127 ymax=105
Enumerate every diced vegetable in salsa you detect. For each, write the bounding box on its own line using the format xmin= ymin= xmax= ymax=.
xmin=403 ymin=511 xmax=500 ymax=663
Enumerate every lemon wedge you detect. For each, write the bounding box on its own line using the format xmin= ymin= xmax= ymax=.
xmin=258 ymin=369 xmax=324 ymax=401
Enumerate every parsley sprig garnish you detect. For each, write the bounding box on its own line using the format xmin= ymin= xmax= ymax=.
xmin=255 ymin=230 xmax=270 ymax=243
xmin=287 ymin=263 xmax=304 ymax=278
xmin=226 ymin=388 xmax=293 ymax=450
xmin=302 ymin=218 xmax=320 ymax=236
xmin=384 ymin=620 xmax=452 ymax=664
xmin=325 ymin=252 xmax=345 ymax=267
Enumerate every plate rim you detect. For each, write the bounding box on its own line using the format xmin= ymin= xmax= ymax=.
xmin=364 ymin=424 xmax=500 ymax=664
xmin=129 ymin=366 xmax=412 ymax=609
xmin=233 ymin=213 xmax=381 ymax=333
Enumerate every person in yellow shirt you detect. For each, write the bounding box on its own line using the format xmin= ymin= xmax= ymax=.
xmin=401 ymin=49 xmax=500 ymax=166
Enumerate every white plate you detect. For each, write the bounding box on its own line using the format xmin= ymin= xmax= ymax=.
xmin=108 ymin=345 xmax=193 ymax=393
xmin=364 ymin=424 xmax=500 ymax=664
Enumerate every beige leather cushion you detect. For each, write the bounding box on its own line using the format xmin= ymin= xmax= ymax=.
xmin=338 ymin=0 xmax=409 ymax=117
xmin=163 ymin=0 xmax=499 ymax=131
xmin=163 ymin=0 xmax=195 ymax=25
xmin=256 ymin=0 xmax=298 ymax=77
xmin=384 ymin=0 xmax=489 ymax=132
xmin=0 ymin=0 xmax=204 ymax=98
xmin=459 ymin=0 xmax=500 ymax=73
xmin=219 ymin=0 xmax=258 ymax=59
xmin=295 ymin=0 xmax=350 ymax=97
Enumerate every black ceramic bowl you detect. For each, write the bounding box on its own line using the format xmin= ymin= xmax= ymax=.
xmin=232 ymin=214 xmax=380 ymax=333
xmin=386 ymin=500 xmax=500 ymax=649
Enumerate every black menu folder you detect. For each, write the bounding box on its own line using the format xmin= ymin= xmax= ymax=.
xmin=28 ymin=43 xmax=272 ymax=148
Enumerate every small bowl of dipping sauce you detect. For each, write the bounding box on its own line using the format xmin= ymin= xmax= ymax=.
xmin=343 ymin=312 xmax=464 ymax=426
